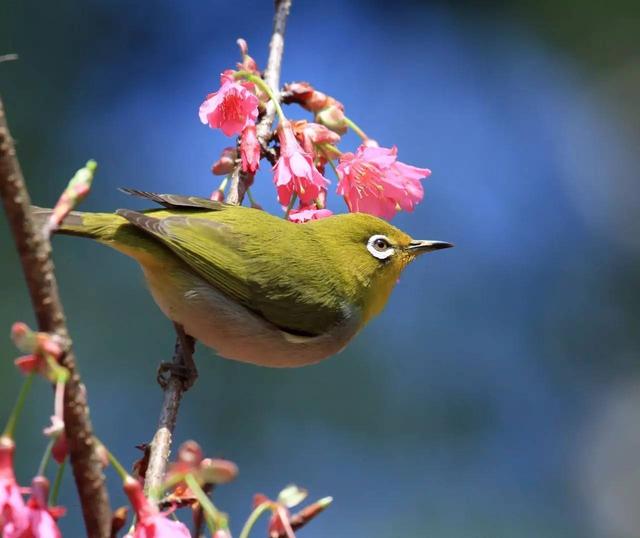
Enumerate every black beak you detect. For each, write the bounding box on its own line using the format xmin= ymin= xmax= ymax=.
xmin=407 ymin=240 xmax=454 ymax=254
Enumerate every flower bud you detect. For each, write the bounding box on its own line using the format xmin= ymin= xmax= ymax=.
xmin=211 ymin=147 xmax=238 ymax=175
xmin=177 ymin=440 xmax=203 ymax=466
xmin=240 ymin=124 xmax=260 ymax=174
xmin=282 ymin=82 xmax=315 ymax=103
xmin=111 ymin=506 xmax=130 ymax=537
xmin=51 ymin=432 xmax=68 ymax=463
xmin=210 ymin=189 xmax=225 ymax=202
xmin=282 ymin=82 xmax=330 ymax=112
xmin=237 ymin=38 xmax=259 ymax=73
xmin=199 ymin=458 xmax=238 ymax=485
xmin=315 ymin=104 xmax=347 ymax=134
xmin=11 ymin=322 xmax=36 ymax=353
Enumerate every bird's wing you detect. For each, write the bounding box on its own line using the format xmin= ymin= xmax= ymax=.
xmin=116 ymin=208 xmax=351 ymax=337
xmin=117 ymin=209 xmax=251 ymax=305
xmin=119 ymin=188 xmax=224 ymax=211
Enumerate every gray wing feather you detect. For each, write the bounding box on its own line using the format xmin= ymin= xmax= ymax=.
xmin=119 ymin=188 xmax=224 ymax=211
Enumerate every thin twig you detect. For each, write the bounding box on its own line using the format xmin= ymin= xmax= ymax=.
xmin=227 ymin=0 xmax=292 ymax=205
xmin=143 ymin=0 xmax=293 ymax=501
xmin=0 ymin=96 xmax=112 ymax=537
xmin=144 ymin=324 xmax=195 ymax=498
xmin=143 ymin=0 xmax=292 ymax=506
xmin=274 ymin=499 xmax=332 ymax=538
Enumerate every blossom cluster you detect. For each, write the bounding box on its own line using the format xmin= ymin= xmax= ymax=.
xmin=199 ymin=40 xmax=431 ymax=222
xmin=2 ymin=323 xmax=331 ymax=537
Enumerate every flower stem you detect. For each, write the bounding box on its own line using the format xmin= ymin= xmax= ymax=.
xmin=50 ymin=459 xmax=66 ymax=504
xmin=37 ymin=436 xmax=56 ymax=477
xmin=317 ymin=145 xmax=340 ymax=180
xmin=3 ymin=372 xmax=35 ymax=438
xmin=185 ymin=474 xmax=225 ymax=535
xmin=284 ymin=192 xmax=298 ymax=220
xmin=235 ymin=71 xmax=286 ymax=123
xmin=104 ymin=445 xmax=129 ymax=481
xmin=239 ymin=502 xmax=272 ymax=538
xmin=344 ymin=116 xmax=368 ymax=140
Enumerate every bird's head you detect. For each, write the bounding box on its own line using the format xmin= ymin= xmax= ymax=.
xmin=308 ymin=213 xmax=452 ymax=323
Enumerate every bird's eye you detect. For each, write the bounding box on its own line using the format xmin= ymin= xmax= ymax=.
xmin=367 ymin=234 xmax=395 ymax=260
xmin=373 ymin=237 xmax=389 ymax=251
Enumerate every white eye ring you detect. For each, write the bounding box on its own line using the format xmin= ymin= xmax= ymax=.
xmin=367 ymin=234 xmax=395 ymax=260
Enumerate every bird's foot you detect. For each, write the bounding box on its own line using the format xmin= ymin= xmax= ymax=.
xmin=156 ymin=361 xmax=198 ymax=391
xmin=156 ymin=325 xmax=198 ymax=391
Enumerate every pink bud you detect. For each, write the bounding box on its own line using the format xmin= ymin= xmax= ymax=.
xmin=199 ymin=458 xmax=239 ymax=485
xmin=316 ymin=104 xmax=347 ymax=135
xmin=240 ymin=124 xmax=260 ymax=174
xmin=211 ymin=147 xmax=238 ymax=175
xmin=210 ymin=189 xmax=225 ymax=202
xmin=51 ymin=432 xmax=68 ymax=464
xmin=282 ymin=82 xmax=329 ymax=111
xmin=177 ymin=440 xmax=203 ymax=466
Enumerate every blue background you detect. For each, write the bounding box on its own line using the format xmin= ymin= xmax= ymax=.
xmin=2 ymin=1 xmax=640 ymax=536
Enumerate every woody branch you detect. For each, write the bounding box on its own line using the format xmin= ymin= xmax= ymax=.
xmin=0 ymin=97 xmax=112 ymax=537
xmin=227 ymin=0 xmax=292 ymax=205
xmin=143 ymin=0 xmax=293 ymax=500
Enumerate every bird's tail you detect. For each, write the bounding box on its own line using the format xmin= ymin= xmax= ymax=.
xmin=30 ymin=207 xmax=128 ymax=241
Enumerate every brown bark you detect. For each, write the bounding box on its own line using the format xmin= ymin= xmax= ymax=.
xmin=0 ymin=97 xmax=112 ymax=537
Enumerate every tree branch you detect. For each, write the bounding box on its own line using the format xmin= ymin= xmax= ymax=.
xmin=0 ymin=96 xmax=112 ymax=537
xmin=144 ymin=324 xmax=195 ymax=497
xmin=227 ymin=0 xmax=292 ymax=205
xmin=143 ymin=0 xmax=293 ymax=503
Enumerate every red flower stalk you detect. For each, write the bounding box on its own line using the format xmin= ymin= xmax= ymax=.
xmin=124 ymin=476 xmax=191 ymax=538
xmin=12 ymin=476 xmax=66 ymax=538
xmin=0 ymin=437 xmax=28 ymax=537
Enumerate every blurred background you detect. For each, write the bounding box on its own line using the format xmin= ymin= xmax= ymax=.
xmin=2 ymin=0 xmax=640 ymax=536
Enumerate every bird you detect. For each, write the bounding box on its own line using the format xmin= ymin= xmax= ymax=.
xmin=33 ymin=189 xmax=451 ymax=368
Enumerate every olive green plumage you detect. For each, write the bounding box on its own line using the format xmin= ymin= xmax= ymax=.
xmin=33 ymin=189 xmax=451 ymax=366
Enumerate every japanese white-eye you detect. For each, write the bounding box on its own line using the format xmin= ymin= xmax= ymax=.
xmin=34 ymin=189 xmax=451 ymax=367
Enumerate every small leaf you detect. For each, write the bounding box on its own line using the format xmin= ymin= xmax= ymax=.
xmin=277 ymin=484 xmax=308 ymax=508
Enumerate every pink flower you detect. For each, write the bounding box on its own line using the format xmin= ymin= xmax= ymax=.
xmin=336 ymin=144 xmax=430 ymax=220
xmin=199 ymin=71 xmax=259 ymax=136
xmin=8 ymin=476 xmax=66 ymax=538
xmin=273 ymin=122 xmax=329 ymax=206
xmin=124 ymin=476 xmax=191 ymax=538
xmin=240 ymin=125 xmax=260 ymax=174
xmin=288 ymin=207 xmax=333 ymax=223
xmin=0 ymin=437 xmax=28 ymax=536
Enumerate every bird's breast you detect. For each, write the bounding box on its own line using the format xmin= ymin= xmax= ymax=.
xmin=141 ymin=265 xmax=362 ymax=367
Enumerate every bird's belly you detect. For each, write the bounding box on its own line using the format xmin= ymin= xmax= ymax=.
xmin=141 ymin=267 xmax=360 ymax=367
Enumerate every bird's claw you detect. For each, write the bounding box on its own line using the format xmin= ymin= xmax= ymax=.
xmin=156 ymin=361 xmax=198 ymax=391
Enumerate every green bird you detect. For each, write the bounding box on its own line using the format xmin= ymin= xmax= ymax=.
xmin=34 ymin=189 xmax=451 ymax=367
